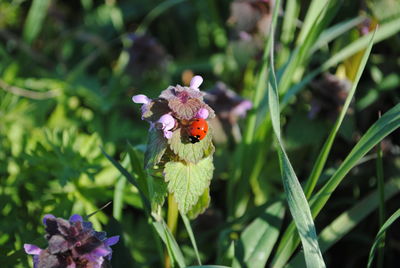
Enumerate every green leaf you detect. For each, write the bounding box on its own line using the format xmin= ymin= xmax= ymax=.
xmin=187 ymin=188 xmax=210 ymax=219
xmin=169 ymin=128 xmax=213 ymax=163
xmin=23 ymin=0 xmax=51 ymax=44
xmin=164 ymin=156 xmax=214 ymax=214
xmin=272 ymin=29 xmax=376 ymax=268
xmin=304 ymin=29 xmax=376 ymax=199
xmin=181 ymin=213 xmax=202 ymax=265
xmin=367 ymin=208 xmax=400 ymax=268
xmin=152 ymin=219 xmax=186 ymax=268
xmin=268 ymin=32 xmax=326 ymax=267
xmin=287 ymin=178 xmax=400 ymax=268
xmin=101 ymin=147 xmax=151 ymax=214
xmin=144 ymin=129 xmax=167 ymax=169
xmin=233 ymin=201 xmax=285 ymax=268
xmin=151 ymin=177 xmax=168 ymax=210
xmin=273 ymin=102 xmax=400 ymax=267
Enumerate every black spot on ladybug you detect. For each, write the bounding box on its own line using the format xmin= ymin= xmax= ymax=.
xmin=197 ymin=127 xmax=200 ymax=130
xmin=203 ymin=131 xmax=206 ymax=133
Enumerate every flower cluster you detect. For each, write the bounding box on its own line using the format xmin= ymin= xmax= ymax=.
xmin=132 ymin=75 xmax=215 ymax=141
xmin=132 ymin=75 xmax=216 ymax=216
xmin=24 ymin=214 xmax=119 ymax=268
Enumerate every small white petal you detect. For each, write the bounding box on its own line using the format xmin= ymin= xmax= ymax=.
xmin=190 ymin=75 xmax=203 ymax=90
xmin=132 ymin=94 xmax=151 ymax=104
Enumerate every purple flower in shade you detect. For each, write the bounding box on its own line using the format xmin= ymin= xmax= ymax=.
xmin=232 ymin=99 xmax=252 ymax=118
xmin=24 ymin=214 xmax=119 ymax=268
xmin=156 ymin=114 xmax=176 ymax=139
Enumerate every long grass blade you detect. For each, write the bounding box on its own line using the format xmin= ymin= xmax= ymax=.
xmin=232 ymin=201 xmax=285 ymax=268
xmin=282 ymin=16 xmax=400 ymax=106
xmin=101 ymin=147 xmax=151 ymax=214
xmin=272 ymin=102 xmax=400 ymax=267
xmin=268 ymin=30 xmax=325 ymax=267
xmin=181 ymin=213 xmax=202 ymax=265
xmin=303 ymin=30 xmax=376 ymax=199
xmin=376 ymin=128 xmax=386 ymax=268
xmin=367 ymin=208 xmax=400 ymax=268
xmin=23 ymin=0 xmax=51 ymax=44
xmin=287 ymin=178 xmax=400 ymax=267
xmin=153 ymin=219 xmax=186 ymax=268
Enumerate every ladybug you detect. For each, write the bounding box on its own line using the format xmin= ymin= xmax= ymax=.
xmin=188 ymin=118 xmax=208 ymax=143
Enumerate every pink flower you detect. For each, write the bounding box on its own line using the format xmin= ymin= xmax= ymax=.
xmin=156 ymin=114 xmax=176 ymax=139
xmin=190 ymin=75 xmax=203 ymax=90
xmin=196 ymin=108 xmax=209 ymax=119
xmin=132 ymin=94 xmax=152 ymax=119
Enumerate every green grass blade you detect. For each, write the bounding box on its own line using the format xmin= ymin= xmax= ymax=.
xmin=282 ymin=16 xmax=400 ymax=106
xmin=268 ymin=33 xmax=325 ymax=267
xmin=101 ymin=147 xmax=151 ymax=213
xmin=113 ymin=155 xmax=130 ymax=220
xmin=152 ymin=219 xmax=186 ymax=268
xmin=296 ymin=0 xmax=330 ymax=44
xmin=272 ymin=102 xmax=400 ymax=267
xmin=181 ymin=213 xmax=202 ymax=265
xmin=376 ymin=133 xmax=386 ymax=268
xmin=310 ymin=102 xmax=400 ymax=216
xmin=287 ymin=178 xmax=400 ymax=267
xmin=303 ymin=30 xmax=376 ymax=199
xmin=277 ymin=1 xmax=338 ymax=95
xmin=311 ymin=16 xmax=365 ymax=52
xmin=23 ymin=0 xmax=51 ymax=44
xmin=367 ymin=208 xmax=400 ymax=268
xmin=232 ymin=201 xmax=285 ymax=268
xmin=228 ymin=0 xmax=281 ymax=218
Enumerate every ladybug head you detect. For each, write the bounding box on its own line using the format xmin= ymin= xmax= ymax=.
xmin=188 ymin=135 xmax=200 ymax=144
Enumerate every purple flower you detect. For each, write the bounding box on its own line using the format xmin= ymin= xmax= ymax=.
xmin=132 ymin=94 xmax=152 ymax=119
xmin=156 ymin=114 xmax=176 ymax=139
xmin=24 ymin=214 xmax=119 ymax=268
xmin=232 ymin=99 xmax=252 ymax=118
xmin=196 ymin=108 xmax=209 ymax=119
xmin=190 ymin=75 xmax=203 ymax=90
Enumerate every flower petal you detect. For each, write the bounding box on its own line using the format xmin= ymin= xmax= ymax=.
xmin=132 ymin=94 xmax=151 ymax=104
xmin=42 ymin=214 xmax=56 ymax=226
xmin=196 ymin=108 xmax=209 ymax=119
xmin=190 ymin=75 xmax=203 ymax=90
xmin=233 ymin=100 xmax=252 ymax=117
xmin=158 ymin=114 xmax=175 ymax=130
xmin=164 ymin=130 xmax=173 ymax=139
xmin=104 ymin=236 xmax=120 ymax=246
xmin=24 ymin=244 xmax=42 ymax=255
xmin=69 ymin=214 xmax=83 ymax=223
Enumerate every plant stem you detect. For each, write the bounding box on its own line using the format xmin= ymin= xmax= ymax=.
xmin=376 ymin=117 xmax=385 ymax=268
xmin=165 ymin=194 xmax=179 ymax=268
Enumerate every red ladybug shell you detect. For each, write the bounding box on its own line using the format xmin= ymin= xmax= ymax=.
xmin=188 ymin=118 xmax=208 ymax=143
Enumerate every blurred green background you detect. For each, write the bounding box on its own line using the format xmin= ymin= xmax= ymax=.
xmin=1 ymin=0 xmax=400 ymax=267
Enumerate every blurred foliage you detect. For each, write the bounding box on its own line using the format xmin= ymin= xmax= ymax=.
xmin=0 ymin=0 xmax=400 ymax=267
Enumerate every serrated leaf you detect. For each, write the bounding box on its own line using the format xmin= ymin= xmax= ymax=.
xmin=144 ymin=129 xmax=167 ymax=169
xmin=187 ymin=188 xmax=211 ymax=219
xmin=164 ymin=156 xmax=214 ymax=214
xmin=169 ymin=128 xmax=213 ymax=163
